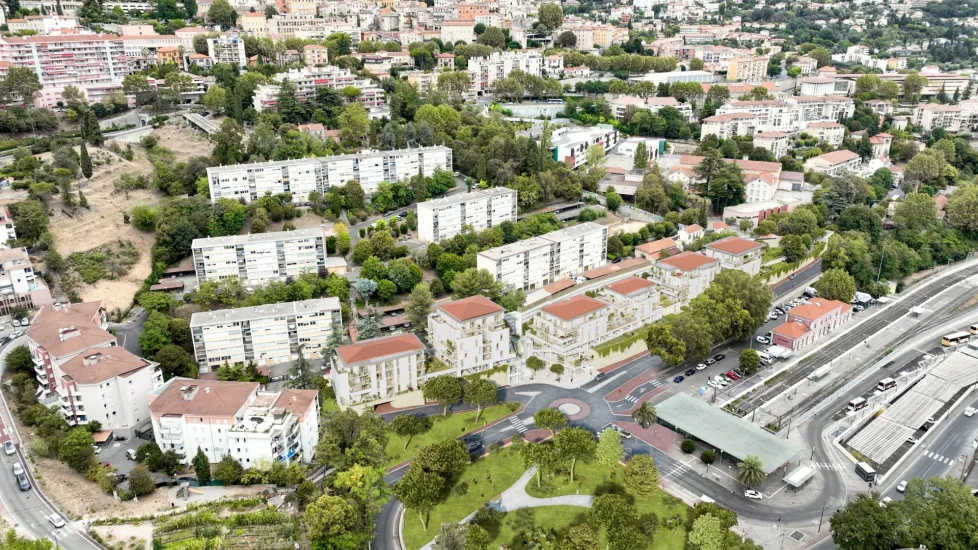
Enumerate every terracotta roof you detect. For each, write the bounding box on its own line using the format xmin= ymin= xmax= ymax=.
xmin=711 ymin=221 xmax=728 ymax=230
xmin=543 ymin=278 xmax=576 ymax=294
xmin=337 ymin=333 xmax=424 ymax=366
xmin=605 ymin=276 xmax=654 ymax=297
xmin=27 ymin=302 xmax=114 ymax=359
xmin=59 ymin=348 xmax=154 ymax=385
xmin=735 ymin=159 xmax=782 ymax=173
xmin=807 ymin=121 xmax=844 ymax=129
xmin=705 ymin=236 xmax=762 ymax=256
xmin=275 ymin=389 xmax=319 ymax=419
xmin=438 ymin=295 xmax=503 ymax=322
xmin=755 ymin=131 xmax=787 ymax=138
xmin=683 ymin=224 xmax=703 ymax=234
xmin=704 ymin=113 xmax=757 ymax=122
xmin=636 ymin=238 xmax=679 ymax=258
xmin=810 ymin=149 xmax=860 ymax=165
xmin=657 ymin=251 xmax=717 ymax=271
xmin=789 ymin=297 xmax=850 ymax=320
xmin=542 ymin=295 xmax=608 ymax=321
xmin=149 ymin=378 xmax=258 ymax=418
xmin=582 ymin=258 xmax=647 ymax=279
xmin=772 ymin=321 xmax=809 ymax=339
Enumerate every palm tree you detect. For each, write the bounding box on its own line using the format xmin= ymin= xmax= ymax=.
xmin=631 ymin=402 xmax=657 ymax=429
xmin=737 ymin=455 xmax=766 ymax=488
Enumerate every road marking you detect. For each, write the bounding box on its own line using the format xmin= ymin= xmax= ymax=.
xmin=510 ymin=417 xmax=527 ymax=434
xmin=587 ymin=372 xmax=627 ymax=393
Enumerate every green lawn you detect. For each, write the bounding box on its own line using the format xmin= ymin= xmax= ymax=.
xmin=593 ymin=325 xmax=651 ymax=358
xmin=385 ymin=404 xmax=514 ymax=467
xmin=402 ymin=448 xmax=527 ymax=550
xmin=322 ymin=398 xmax=340 ymax=414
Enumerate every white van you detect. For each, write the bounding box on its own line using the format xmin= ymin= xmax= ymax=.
xmin=757 ymin=351 xmax=773 ymax=365
xmin=126 ymin=449 xmax=138 ymax=461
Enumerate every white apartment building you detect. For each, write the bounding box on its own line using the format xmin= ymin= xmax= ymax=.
xmin=427 ymin=295 xmax=515 ymax=376
xmin=191 ymin=228 xmax=329 ymax=286
xmin=544 ymin=54 xmax=564 ymax=77
xmin=744 ymin=172 xmax=779 ymax=203
xmin=417 ymin=187 xmax=517 ymax=243
xmin=804 ymin=149 xmax=863 ymax=176
xmin=551 ymin=124 xmax=620 ymax=169
xmin=190 ymin=298 xmax=342 ymax=373
xmin=649 ymin=251 xmax=720 ymax=303
xmin=805 ymin=121 xmax=845 ymax=147
xmin=794 ymin=56 xmax=817 ymax=75
xmin=631 ymin=70 xmax=715 ymax=87
xmin=702 ymin=236 xmax=764 ymax=276
xmin=790 ymin=96 xmax=855 ymax=125
xmin=331 ymin=333 xmax=426 ymax=406
xmin=799 ymin=77 xmax=837 ymax=97
xmin=207 ymin=146 xmax=453 ymax=201
xmin=467 ymin=51 xmax=543 ymax=95
xmin=477 ymin=223 xmax=608 ymax=291
xmin=753 ymin=132 xmax=789 ymax=160
xmin=0 ymin=248 xmax=53 ymax=314
xmin=912 ymin=104 xmax=964 ymax=132
xmin=700 ymin=113 xmax=758 ymax=139
xmin=7 ymin=15 xmax=77 ymax=35
xmin=606 ymin=95 xmax=693 ymax=122
xmin=206 ymin=31 xmax=247 ymax=67
xmin=727 ymin=56 xmax=767 ymax=82
xmin=252 ymin=65 xmax=385 ymax=112
xmin=0 ymin=35 xmax=130 ymax=90
xmin=716 ymin=101 xmax=796 ymax=133
xmin=149 ymin=379 xmax=320 ymax=466
xmin=28 ymin=301 xmax=162 ymax=436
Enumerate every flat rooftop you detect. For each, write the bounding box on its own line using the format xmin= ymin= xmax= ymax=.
xmin=417 ymin=187 xmax=515 ymax=210
xmin=656 ymin=394 xmax=801 ymax=473
xmin=478 ymin=236 xmax=553 ymax=261
xmin=191 ymin=297 xmax=341 ymax=327
xmin=540 ymin=222 xmax=606 ymax=242
xmin=192 ymin=227 xmax=327 ymax=249
xmin=207 ymin=145 xmax=452 ymax=173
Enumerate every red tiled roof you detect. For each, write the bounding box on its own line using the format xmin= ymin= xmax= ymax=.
xmin=635 ymin=238 xmax=679 ymax=258
xmin=683 ymin=224 xmax=703 ymax=234
xmin=28 ymin=302 xmax=113 ymax=359
xmin=275 ymin=389 xmax=319 ymax=419
xmin=772 ymin=322 xmax=809 ymax=339
xmin=438 ymin=295 xmax=503 ymax=322
xmin=543 ymin=278 xmax=576 ymax=294
xmin=542 ymin=295 xmax=608 ymax=321
xmin=149 ymin=378 xmax=258 ymax=417
xmin=337 ymin=333 xmax=424 ymax=365
xmin=810 ymin=149 xmax=860 ymax=165
xmin=59 ymin=349 xmax=153 ymax=385
xmin=606 ymin=276 xmax=654 ymax=297
xmin=789 ymin=297 xmax=851 ymax=320
xmin=657 ymin=251 xmax=717 ymax=271
xmin=705 ymin=236 xmax=762 ymax=255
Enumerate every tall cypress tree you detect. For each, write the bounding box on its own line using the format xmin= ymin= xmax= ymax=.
xmin=80 ymin=142 xmax=93 ymax=179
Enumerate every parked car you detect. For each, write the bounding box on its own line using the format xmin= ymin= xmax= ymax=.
xmin=853 ymin=305 xmax=865 ymax=312
xmin=879 ymin=497 xmax=892 ymax=507
xmin=714 ymin=353 xmax=725 ymax=361
xmin=685 ymin=369 xmax=696 ymax=376
xmin=465 ymin=440 xmax=482 ymax=452
xmin=707 ymin=380 xmax=720 ymax=389
xmin=12 ymin=462 xmax=23 ymax=476
xmin=16 ymin=473 xmax=30 ymax=491
xmin=906 ymin=436 xmax=917 ymax=444
xmin=10 ymin=320 xmax=19 ymax=327
xmin=48 ymin=514 xmax=65 ymax=529
xmin=19 ymin=318 xmax=28 ymax=326
xmin=3 ymin=440 xmax=14 ymax=455
xmin=705 ymin=358 xmax=717 ymax=365
xmin=673 ymin=376 xmax=685 ymax=383
xmin=595 ymin=372 xmax=606 ymax=380
xmin=126 ymin=449 xmax=138 ymax=461
xmin=965 ymin=407 xmax=977 ymax=417
xmin=897 ymin=480 xmax=908 ymax=493
xmin=696 ymin=363 xmax=708 ymax=371
xmin=618 ymin=430 xmax=633 ymax=439
xmin=93 ymin=445 xmax=101 ymax=455
xmin=726 ymin=370 xmax=740 ymax=381
xmin=744 ymin=489 xmax=763 ymax=500
xmin=756 ymin=336 xmax=770 ymax=344
xmin=10 ymin=331 xmax=22 ymax=338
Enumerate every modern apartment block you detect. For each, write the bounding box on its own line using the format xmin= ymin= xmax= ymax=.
xmin=416 ymin=187 xmax=517 ymax=243
xmin=206 ymin=146 xmax=453 ymax=201
xmin=649 ymin=251 xmax=720 ymax=303
xmin=427 ymin=295 xmax=515 ymax=376
xmin=912 ymin=104 xmax=964 ymax=133
xmin=0 ymin=206 xmax=17 ymax=246
xmin=803 ymin=149 xmax=863 ymax=176
xmin=252 ymin=65 xmax=386 ymax=112
xmin=467 ymin=51 xmax=543 ymax=95
xmin=711 ymin=96 xmax=854 ymax=135
xmin=191 ymin=228 xmax=330 ymax=286
xmin=149 ymin=378 xmax=320 ymax=466
xmin=477 ymin=223 xmax=608 ymax=291
xmin=190 ymin=297 xmax=342 ymax=373
xmin=0 ymin=248 xmax=54 ymax=314
xmin=28 ymin=302 xmax=163 ymax=436
xmin=0 ymin=35 xmax=130 ymax=90
xmin=331 ymin=333 xmax=426 ymax=406
xmin=206 ymin=31 xmax=247 ymax=67
xmin=702 ymin=236 xmax=764 ymax=276
xmin=727 ymin=56 xmax=767 ymax=82
xmin=550 ymin=124 xmax=620 ymax=169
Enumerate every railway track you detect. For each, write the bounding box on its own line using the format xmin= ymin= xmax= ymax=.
xmin=732 ymin=267 xmax=977 ymax=417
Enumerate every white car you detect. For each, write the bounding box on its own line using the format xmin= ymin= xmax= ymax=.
xmin=48 ymin=514 xmax=65 ymax=528
xmin=744 ymin=490 xmax=763 ymax=500
xmin=10 ymin=320 xmax=19 ymax=327
xmin=12 ymin=462 xmax=23 ymax=475
xmin=897 ymin=480 xmax=908 ymax=493
xmin=696 ymin=363 xmax=708 ymax=371
xmin=10 ymin=331 xmax=22 ymax=338
xmin=879 ymin=497 xmax=893 ymax=507
xmin=965 ymin=407 xmax=977 ymax=417
xmin=3 ymin=440 xmax=14 ymax=455
xmin=906 ymin=436 xmax=917 ymax=444
xmin=93 ymin=445 xmax=101 ymax=455
xmin=756 ymin=336 xmax=770 ymax=344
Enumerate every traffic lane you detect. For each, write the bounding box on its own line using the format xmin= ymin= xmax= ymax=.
xmin=772 ymin=258 xmax=822 ymax=298
xmin=0 ymin=449 xmax=86 ymax=547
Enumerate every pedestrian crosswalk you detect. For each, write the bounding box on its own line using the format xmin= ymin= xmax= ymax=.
xmin=812 ymin=462 xmax=845 ymax=471
xmin=924 ymin=451 xmax=955 ymax=465
xmin=663 ymin=460 xmax=691 ymax=478
xmin=510 ymin=417 xmax=527 ymax=434
xmin=624 ymin=395 xmax=639 ymax=403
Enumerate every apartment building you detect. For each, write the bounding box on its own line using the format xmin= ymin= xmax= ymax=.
xmin=912 ymin=104 xmax=964 ymax=133
xmin=28 ymin=301 xmax=162 ymax=435
xmin=0 ymin=207 xmax=15 ymax=249
xmin=634 ymin=237 xmax=681 ymax=261
xmin=0 ymin=248 xmax=54 ymax=314
xmin=252 ymin=66 xmax=386 ymax=112
xmin=303 ymin=44 xmax=327 ymax=66
xmin=716 ymin=101 xmax=796 ymax=133
xmin=753 ymin=132 xmax=789 ymax=160
xmin=206 ymin=31 xmax=247 ymax=67
xmin=545 ymin=223 xmax=609 ymax=281
xmin=700 ymin=113 xmax=758 ymax=139
xmin=790 ymin=96 xmax=855 ymax=125
xmin=190 ymin=297 xmax=342 ymax=373
xmin=550 ymin=124 xmax=620 ymax=169
xmin=467 ymin=51 xmax=542 ymax=95
xmin=650 ymin=251 xmax=720 ymax=303
xmin=744 ymin=171 xmax=779 ymax=203
xmin=794 ymin=56 xmax=817 ymax=75
xmin=149 ymin=379 xmax=319 ymax=466
xmin=0 ymin=35 xmax=130 ymax=90
xmin=191 ymin=228 xmax=329 ymax=286
xmin=206 ymin=146 xmax=453 ymax=201
xmin=727 ymin=56 xmax=767 ymax=82
xmin=441 ymin=20 xmax=476 ymax=44
xmin=870 ymin=133 xmax=893 ymax=160
xmin=805 ymin=121 xmax=845 ymax=147
xmin=7 ymin=15 xmax=77 ymax=35
xmin=606 ymin=95 xmax=693 ymax=122
xmin=702 ymin=236 xmax=764 ymax=276
xmin=772 ymin=298 xmax=852 ymax=350
xmin=427 ymin=295 xmax=515 ymax=376
xmin=417 ymin=187 xmax=517 ymax=243
xmin=804 ymin=149 xmax=862 ymax=176
xmin=331 ymin=333 xmax=426 ymax=406
xmin=798 ymin=77 xmax=837 ymax=97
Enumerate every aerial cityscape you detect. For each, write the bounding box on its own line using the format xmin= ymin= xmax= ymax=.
xmin=0 ymin=0 xmax=975 ymax=548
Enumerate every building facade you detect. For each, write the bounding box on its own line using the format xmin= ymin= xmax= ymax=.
xmin=417 ymin=187 xmax=517 ymax=243
xmin=0 ymin=248 xmax=54 ymax=314
xmin=467 ymin=51 xmax=543 ymax=95
xmin=702 ymin=236 xmax=764 ymax=276
xmin=427 ymin=295 xmax=515 ymax=376
xmin=0 ymin=35 xmax=130 ymax=91
xmin=191 ymin=228 xmax=329 ymax=286
xmin=331 ymin=333 xmax=426 ymax=406
xmin=649 ymin=251 xmax=720 ymax=303
xmin=771 ymin=298 xmax=852 ymax=350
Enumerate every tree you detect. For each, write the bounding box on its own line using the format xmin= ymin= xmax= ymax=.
xmin=83 ymin=110 xmax=104 ymax=145
xmin=355 ymin=278 xmax=378 ymax=304
xmin=202 ymin=84 xmax=228 ymax=114
xmin=139 ymin=311 xmax=171 ymax=357
xmin=208 ymin=0 xmax=237 ymax=27
xmin=605 ymin=189 xmax=622 ymax=212
xmin=276 ymin=78 xmax=301 ymax=124
xmin=813 ymin=268 xmax=857 ymax=303
xmin=555 ymin=31 xmax=577 ymax=48
xmin=904 ymin=151 xmax=943 ymax=188
xmin=214 ymin=454 xmax=244 ymax=485
xmin=59 ymin=427 xmax=96 ymax=473
xmin=633 ymin=141 xmax=649 ymax=169
xmin=644 ymin=322 xmax=685 ymax=368
xmin=339 ymin=103 xmax=370 ymax=146
xmin=391 ymin=414 xmax=428 ymax=450
xmin=304 ymin=493 xmax=358 ymax=542
xmin=422 ymin=375 xmax=465 ymax=416
xmin=154 ymin=344 xmax=197 ymax=378
xmin=688 ymin=514 xmax=725 ymax=550
xmin=902 ymin=70 xmax=928 ymax=103
xmin=738 ymin=349 xmax=760 ymax=376
xmin=405 ymin=283 xmax=434 ymax=330
xmin=829 ymin=493 xmax=900 ymax=550
xmin=623 ymin=454 xmax=659 ymax=496
xmin=317 ymin=409 xmax=388 ymax=471
xmin=464 ymin=379 xmax=498 ymax=422
xmin=0 ymin=67 xmax=42 ymax=106
xmin=564 ymin=524 xmax=597 ymax=550
xmin=549 ymin=363 xmax=564 ymax=378
xmin=211 ymin=118 xmax=244 ymax=166
xmin=525 ymin=356 xmax=545 ymax=379
xmin=554 ymin=427 xmax=596 ymax=482
xmin=129 ymin=464 xmax=156 ymax=497
xmin=79 ymin=143 xmax=93 ymax=179
xmin=595 ymin=428 xmax=623 ymax=466
xmin=587 ymin=493 xmax=635 ymax=532
xmin=689 ymin=58 xmax=705 ymax=70
xmin=837 ymin=205 xmax=882 ymax=241
xmin=464 ymin=524 xmax=492 ymax=550
xmin=538 ymin=3 xmax=564 ymax=32
xmin=192 ymin=448 xmax=211 ymax=485
xmin=6 ymin=346 xmax=34 ymax=375
xmin=432 ymin=523 xmax=466 ymax=550
xmin=736 ymin=455 xmax=765 ymax=488
xmin=394 ymin=465 xmax=447 ymax=531
xmin=946 ymin=185 xmax=978 ymax=234
xmin=477 ymin=27 xmax=506 ymax=48
xmin=894 ymin=192 xmax=938 ymax=232
xmin=534 ymin=408 xmax=568 ymax=435
xmin=631 ymin=401 xmax=656 ymax=429
xmin=780 ymin=234 xmax=808 ymax=263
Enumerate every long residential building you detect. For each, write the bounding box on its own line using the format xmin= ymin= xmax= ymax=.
xmin=149 ymin=378 xmax=320 ymax=466
xmin=331 ymin=333 xmax=426 ymax=406
xmin=417 ymin=187 xmax=517 ymax=243
xmin=0 ymin=35 xmax=131 ymax=90
xmin=477 ymin=223 xmax=608 ymax=291
xmin=191 ymin=228 xmax=330 ymax=286
xmin=206 ymin=146 xmax=453 ymax=201
xmin=190 ymin=297 xmax=343 ymax=373
xmin=252 ymin=65 xmax=386 ymax=112
xmin=28 ymin=302 xmax=163 ymax=436
xmin=427 ymin=295 xmax=515 ymax=377
xmin=467 ymin=51 xmax=543 ymax=95
xmin=709 ymin=96 xmax=855 ymax=136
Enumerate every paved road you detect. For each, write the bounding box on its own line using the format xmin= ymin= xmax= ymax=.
xmin=0 ymin=338 xmax=103 ymax=549
xmin=109 ymin=308 xmax=147 ymax=357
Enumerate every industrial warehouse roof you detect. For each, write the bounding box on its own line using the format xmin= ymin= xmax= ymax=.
xmin=656 ymin=394 xmax=801 ymax=473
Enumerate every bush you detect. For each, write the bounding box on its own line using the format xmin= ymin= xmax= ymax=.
xmin=701 ymin=450 xmax=715 ymax=465
xmin=681 ymin=439 xmax=695 ymax=454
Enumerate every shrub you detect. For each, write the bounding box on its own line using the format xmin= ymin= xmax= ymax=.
xmin=681 ymin=439 xmax=695 ymax=453
xmin=701 ymin=450 xmax=715 ymax=465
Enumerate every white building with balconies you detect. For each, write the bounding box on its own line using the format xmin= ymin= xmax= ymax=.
xmin=417 ymin=187 xmax=517 ymax=243
xmin=191 ymin=228 xmax=331 ymax=286
xmin=331 ymin=333 xmax=426 ymax=406
xmin=702 ymin=236 xmax=764 ymax=276
xmin=649 ymin=251 xmax=720 ymax=303
xmin=427 ymin=295 xmax=515 ymax=376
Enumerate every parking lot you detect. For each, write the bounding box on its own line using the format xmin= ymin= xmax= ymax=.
xmin=96 ymin=435 xmax=148 ymax=477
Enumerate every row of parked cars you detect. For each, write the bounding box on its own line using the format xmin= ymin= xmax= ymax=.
xmin=672 ymin=354 xmax=728 ymax=384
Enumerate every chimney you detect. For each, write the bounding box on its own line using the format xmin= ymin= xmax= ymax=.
xmin=204 ymin=387 xmax=211 ymax=394
xmin=82 ymin=353 xmax=102 ymax=367
xmin=181 ymin=385 xmax=199 ymax=400
xmin=59 ymin=326 xmax=80 ymax=342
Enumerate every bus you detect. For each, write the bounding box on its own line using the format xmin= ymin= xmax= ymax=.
xmin=847 ymin=397 xmax=868 ymax=412
xmin=970 ymin=324 xmax=978 ymax=335
xmin=877 ymin=378 xmax=896 ymax=392
xmin=855 ymin=462 xmax=877 ymax=483
xmin=942 ymin=332 xmax=971 ymax=346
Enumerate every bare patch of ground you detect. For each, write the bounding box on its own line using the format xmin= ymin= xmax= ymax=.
xmin=153 ymin=121 xmax=214 ymax=161
xmin=91 ymin=523 xmax=152 ymax=550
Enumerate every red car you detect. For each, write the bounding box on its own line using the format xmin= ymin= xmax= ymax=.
xmin=726 ymin=370 xmax=740 ymax=381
